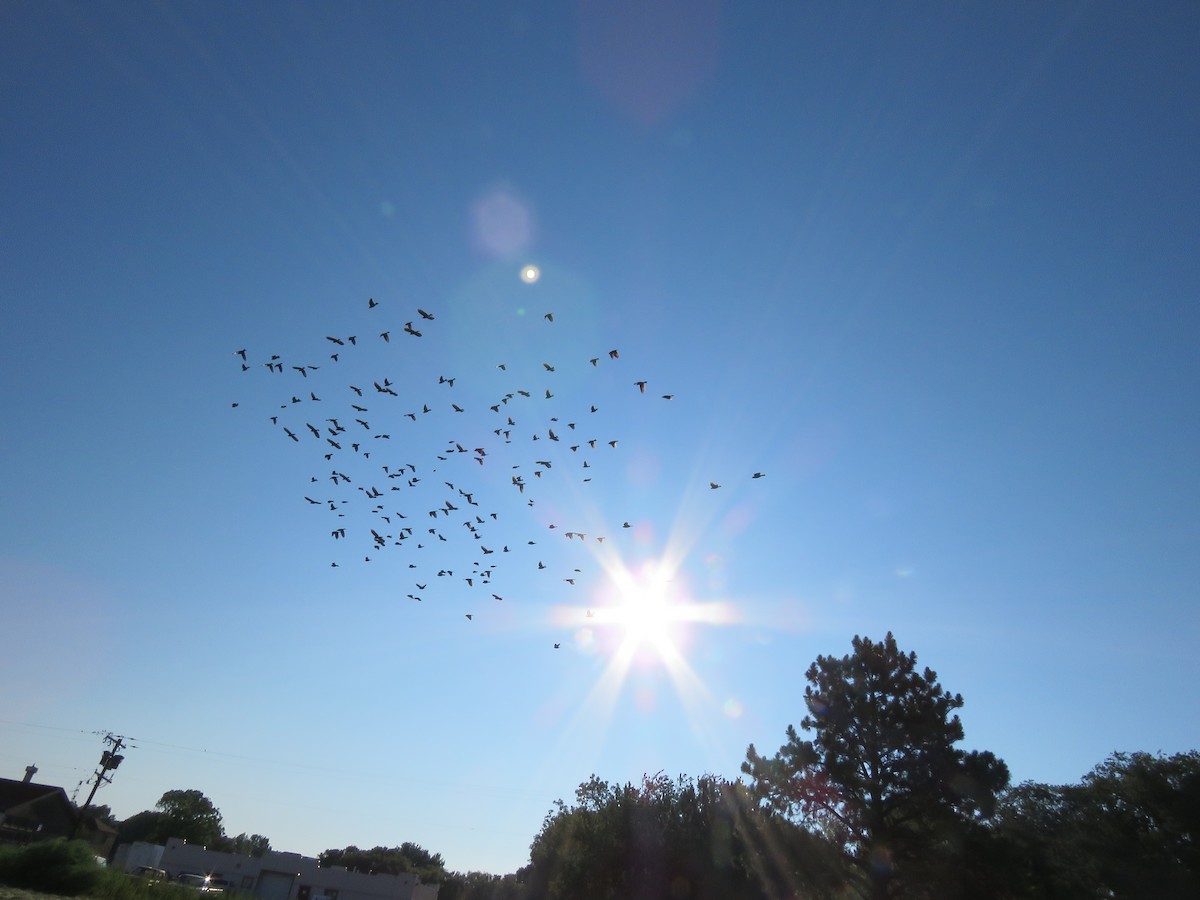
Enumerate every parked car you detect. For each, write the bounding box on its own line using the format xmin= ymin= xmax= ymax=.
xmin=131 ymin=866 xmax=168 ymax=881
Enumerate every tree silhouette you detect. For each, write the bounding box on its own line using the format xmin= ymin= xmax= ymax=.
xmin=742 ymin=632 xmax=1008 ymax=899
xmin=147 ymin=789 xmax=224 ymax=847
xmin=318 ymin=844 xmax=447 ymax=883
xmin=524 ymin=772 xmax=848 ymax=899
xmin=993 ymin=751 xmax=1200 ymax=898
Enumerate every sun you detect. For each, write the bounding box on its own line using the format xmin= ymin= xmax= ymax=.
xmin=610 ymin=566 xmax=679 ymax=657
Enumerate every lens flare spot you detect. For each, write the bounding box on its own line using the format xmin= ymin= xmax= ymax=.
xmin=471 ymin=186 xmax=534 ymax=258
xmin=520 ymin=264 xmax=540 ymax=283
xmin=723 ymin=698 xmax=743 ymax=719
xmin=575 ymin=627 xmax=597 ymax=653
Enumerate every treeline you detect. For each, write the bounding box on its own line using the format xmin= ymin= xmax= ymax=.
xmin=111 ymin=633 xmax=1198 ymax=899
xmin=113 ymin=788 xmax=270 ymax=858
xmin=439 ymin=748 xmax=1198 ymax=900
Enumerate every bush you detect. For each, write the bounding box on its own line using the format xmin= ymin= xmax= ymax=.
xmin=92 ymin=867 xmax=198 ymax=900
xmin=0 ymin=838 xmax=104 ymax=894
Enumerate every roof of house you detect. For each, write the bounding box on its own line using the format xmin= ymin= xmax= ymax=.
xmin=0 ymin=779 xmax=74 ymax=816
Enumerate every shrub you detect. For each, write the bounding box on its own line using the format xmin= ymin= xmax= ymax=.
xmin=92 ymin=867 xmax=199 ymax=900
xmin=0 ymin=838 xmax=104 ymax=894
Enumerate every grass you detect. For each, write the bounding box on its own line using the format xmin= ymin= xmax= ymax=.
xmin=0 ymin=888 xmax=79 ymax=900
xmin=0 ymin=841 xmax=198 ymax=900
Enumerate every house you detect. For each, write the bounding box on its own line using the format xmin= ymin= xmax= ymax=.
xmin=143 ymin=838 xmax=439 ymax=900
xmin=0 ymin=771 xmax=117 ymax=857
xmin=0 ymin=778 xmax=76 ymax=844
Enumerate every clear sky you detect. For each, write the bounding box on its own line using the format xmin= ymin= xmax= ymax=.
xmin=2 ymin=0 xmax=1197 ymax=878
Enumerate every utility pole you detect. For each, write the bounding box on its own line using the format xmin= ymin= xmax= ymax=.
xmin=70 ymin=732 xmax=127 ymax=838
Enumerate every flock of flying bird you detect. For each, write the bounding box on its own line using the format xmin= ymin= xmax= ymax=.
xmin=232 ymin=297 xmax=764 ymax=644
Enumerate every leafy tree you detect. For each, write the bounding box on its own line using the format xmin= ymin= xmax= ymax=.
xmin=318 ymin=843 xmax=447 ymax=883
xmin=524 ymin=772 xmax=848 ymax=900
xmin=87 ymin=803 xmax=119 ymax=828
xmin=742 ymin=632 xmax=1009 ymax=899
xmin=1078 ymin=750 xmax=1200 ymax=895
xmin=439 ymin=870 xmax=528 ymax=900
xmin=146 ymin=789 xmax=224 ymax=847
xmin=994 ymin=751 xmax=1200 ymax=898
xmin=116 ymin=809 xmax=165 ymax=845
xmin=220 ymin=832 xmax=272 ymax=857
xmin=0 ymin=838 xmax=105 ymax=895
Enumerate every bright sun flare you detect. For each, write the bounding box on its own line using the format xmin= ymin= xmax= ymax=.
xmin=614 ymin=582 xmax=676 ymax=653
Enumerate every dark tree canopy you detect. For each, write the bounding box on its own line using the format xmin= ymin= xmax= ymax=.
xmin=993 ymin=750 xmax=1200 ymax=898
xmin=524 ymin=772 xmax=848 ymax=900
xmin=220 ymin=832 xmax=272 ymax=858
xmin=743 ymin=632 xmax=1008 ymax=898
xmin=318 ymin=844 xmax=447 ymax=883
xmin=116 ymin=789 xmax=224 ymax=848
xmin=116 ymin=809 xmax=164 ymax=846
xmin=152 ymin=789 xmax=224 ymax=847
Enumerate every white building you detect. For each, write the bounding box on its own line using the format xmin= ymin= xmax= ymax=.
xmin=120 ymin=839 xmax=438 ymax=900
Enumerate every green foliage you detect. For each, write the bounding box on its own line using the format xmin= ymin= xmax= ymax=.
xmin=218 ymin=832 xmax=271 ymax=857
xmin=524 ymin=772 xmax=850 ymax=900
xmin=438 ymin=870 xmax=528 ymax=900
xmin=0 ymin=838 xmax=103 ymax=895
xmin=118 ymin=789 xmax=229 ymax=849
xmin=89 ymin=804 xmax=119 ymax=828
xmin=91 ymin=866 xmax=200 ymax=900
xmin=993 ymin=750 xmax=1200 ymax=898
xmin=318 ymin=843 xmax=447 ymax=883
xmin=742 ymin=632 xmax=1009 ymax=898
xmin=117 ymin=809 xmax=164 ymax=846
xmin=150 ymin=789 xmax=224 ymax=847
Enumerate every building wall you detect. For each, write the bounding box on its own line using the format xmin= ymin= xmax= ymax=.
xmin=158 ymin=839 xmax=436 ymax=900
xmin=112 ymin=840 xmax=165 ymax=872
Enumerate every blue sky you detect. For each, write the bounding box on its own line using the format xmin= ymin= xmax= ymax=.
xmin=2 ymin=0 xmax=1197 ymax=877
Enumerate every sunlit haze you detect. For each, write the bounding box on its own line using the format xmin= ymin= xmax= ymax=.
xmin=1 ymin=0 xmax=1197 ymax=878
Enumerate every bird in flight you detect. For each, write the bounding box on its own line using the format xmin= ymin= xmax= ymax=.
xmin=418 ymin=308 xmax=435 ymax=320
xmin=634 ymin=381 xmax=646 ymax=393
